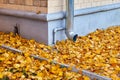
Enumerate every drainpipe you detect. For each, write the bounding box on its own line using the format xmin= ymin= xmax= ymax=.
xmin=65 ymin=0 xmax=78 ymax=41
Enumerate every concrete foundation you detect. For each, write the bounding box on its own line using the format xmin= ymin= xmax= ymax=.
xmin=0 ymin=15 xmax=48 ymax=44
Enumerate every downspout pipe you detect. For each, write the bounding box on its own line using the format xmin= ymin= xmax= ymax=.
xmin=65 ymin=0 xmax=78 ymax=41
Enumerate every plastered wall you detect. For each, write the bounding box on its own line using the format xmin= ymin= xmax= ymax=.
xmin=0 ymin=0 xmax=120 ymax=13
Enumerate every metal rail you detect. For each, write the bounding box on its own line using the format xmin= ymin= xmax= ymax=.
xmin=0 ymin=44 xmax=22 ymax=53
xmin=0 ymin=45 xmax=111 ymax=80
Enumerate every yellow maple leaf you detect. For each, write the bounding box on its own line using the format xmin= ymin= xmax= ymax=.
xmin=0 ymin=73 xmax=3 ymax=78
xmin=83 ymin=76 xmax=90 ymax=80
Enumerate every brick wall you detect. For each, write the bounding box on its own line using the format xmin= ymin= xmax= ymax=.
xmin=0 ymin=0 xmax=48 ymax=13
xmin=48 ymin=0 xmax=120 ymax=13
xmin=0 ymin=0 xmax=120 ymax=14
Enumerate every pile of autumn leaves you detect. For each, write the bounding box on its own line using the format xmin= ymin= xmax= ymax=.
xmin=0 ymin=26 xmax=120 ymax=80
